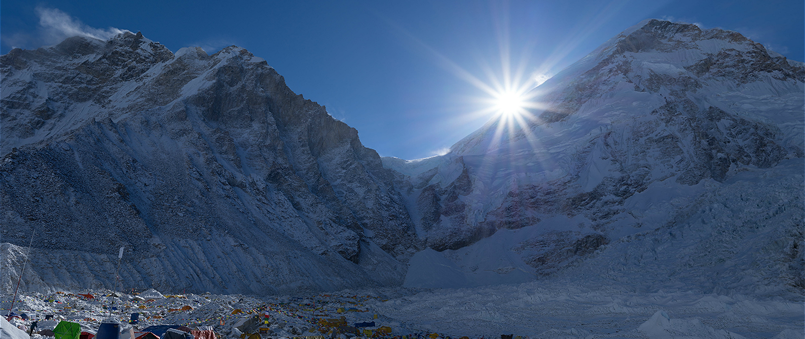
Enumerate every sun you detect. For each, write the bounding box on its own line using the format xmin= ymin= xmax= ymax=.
xmin=494 ymin=90 xmax=526 ymax=118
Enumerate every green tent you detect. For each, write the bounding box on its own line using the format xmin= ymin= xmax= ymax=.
xmin=54 ymin=321 xmax=81 ymax=339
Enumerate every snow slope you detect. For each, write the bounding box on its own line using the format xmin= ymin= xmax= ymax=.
xmin=389 ymin=19 xmax=804 ymax=297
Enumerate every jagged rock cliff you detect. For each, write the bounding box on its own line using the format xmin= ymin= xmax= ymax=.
xmin=1 ymin=32 xmax=419 ymax=294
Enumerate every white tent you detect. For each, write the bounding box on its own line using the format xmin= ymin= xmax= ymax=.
xmin=139 ymin=289 xmax=164 ymax=299
xmin=1 ymin=316 xmax=31 ymax=339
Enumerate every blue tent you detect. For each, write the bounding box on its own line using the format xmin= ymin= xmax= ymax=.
xmin=96 ymin=322 xmax=120 ymax=339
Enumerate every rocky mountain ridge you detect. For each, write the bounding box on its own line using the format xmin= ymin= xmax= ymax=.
xmin=2 ymin=20 xmax=803 ymax=295
xmin=2 ymin=31 xmax=418 ymax=294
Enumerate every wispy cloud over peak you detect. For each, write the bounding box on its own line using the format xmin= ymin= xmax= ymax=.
xmin=36 ymin=7 xmax=127 ymax=44
xmin=2 ymin=7 xmax=129 ymax=51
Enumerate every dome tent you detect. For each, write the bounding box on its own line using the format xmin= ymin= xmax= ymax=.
xmin=54 ymin=321 xmax=81 ymax=339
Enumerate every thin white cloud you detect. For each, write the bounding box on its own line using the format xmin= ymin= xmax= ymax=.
xmin=188 ymin=37 xmax=239 ymax=54
xmin=660 ymin=15 xmax=676 ymax=22
xmin=322 ymin=103 xmax=348 ymax=122
xmin=763 ymin=43 xmax=790 ymax=55
xmin=36 ymin=7 xmax=126 ymax=45
xmin=2 ymin=7 xmax=127 ymax=51
xmin=660 ymin=16 xmax=706 ymax=30
xmin=532 ymin=72 xmax=551 ymax=86
xmin=429 ymin=147 xmax=450 ymax=157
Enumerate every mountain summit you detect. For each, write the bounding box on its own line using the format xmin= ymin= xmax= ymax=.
xmin=386 ymin=19 xmax=804 ymax=293
xmin=2 ymin=21 xmax=803 ymax=295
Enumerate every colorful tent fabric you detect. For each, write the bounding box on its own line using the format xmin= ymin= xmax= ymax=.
xmin=135 ymin=333 xmax=159 ymax=339
xmin=190 ymin=329 xmax=214 ymax=339
xmin=54 ymin=321 xmax=81 ymax=339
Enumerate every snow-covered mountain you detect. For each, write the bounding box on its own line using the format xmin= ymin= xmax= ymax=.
xmin=2 ymin=20 xmax=803 ymax=297
xmin=1 ymin=32 xmax=419 ymax=294
xmin=385 ymin=19 xmax=804 ymax=295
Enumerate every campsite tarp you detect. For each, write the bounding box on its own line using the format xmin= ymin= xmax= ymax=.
xmin=37 ymin=320 xmax=59 ymax=331
xmin=163 ymin=329 xmax=192 ymax=339
xmin=234 ymin=317 xmax=260 ymax=334
xmin=119 ymin=327 xmax=135 ymax=339
xmin=54 ymin=321 xmax=81 ymax=339
xmin=140 ymin=326 xmax=191 ymax=338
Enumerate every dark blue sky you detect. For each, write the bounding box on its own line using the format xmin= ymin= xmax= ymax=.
xmin=2 ymin=0 xmax=802 ymax=159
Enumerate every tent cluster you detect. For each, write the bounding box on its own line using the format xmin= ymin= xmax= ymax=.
xmin=3 ymin=316 xmax=213 ymax=339
xmin=3 ymin=289 xmax=530 ymax=338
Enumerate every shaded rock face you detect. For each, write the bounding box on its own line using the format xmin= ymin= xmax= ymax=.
xmin=514 ymin=232 xmax=609 ymax=275
xmin=1 ymin=32 xmax=417 ymax=293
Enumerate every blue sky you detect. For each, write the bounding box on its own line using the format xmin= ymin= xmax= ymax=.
xmin=2 ymin=0 xmax=802 ymax=159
